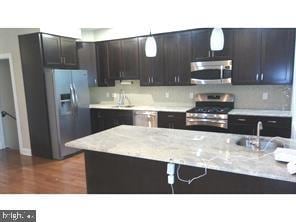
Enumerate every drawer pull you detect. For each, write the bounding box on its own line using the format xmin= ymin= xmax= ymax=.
xmin=237 ymin=118 xmax=247 ymax=122
xmin=168 ymin=115 xmax=175 ymax=118
xmin=267 ymin=120 xmax=277 ymax=124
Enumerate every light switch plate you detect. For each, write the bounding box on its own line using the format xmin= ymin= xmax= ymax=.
xmin=262 ymin=92 xmax=268 ymax=100
xmin=165 ymin=92 xmax=169 ymax=98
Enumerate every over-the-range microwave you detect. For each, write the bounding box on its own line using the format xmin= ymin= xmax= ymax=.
xmin=190 ymin=58 xmax=232 ymax=85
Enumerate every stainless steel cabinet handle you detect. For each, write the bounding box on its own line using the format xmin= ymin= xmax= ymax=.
xmin=237 ymin=118 xmax=247 ymax=122
xmin=174 ymin=76 xmax=177 ymax=83
xmin=256 ymin=73 xmax=259 ymax=81
xmin=261 ymin=73 xmax=264 ymax=81
xmin=208 ymin=50 xmax=211 ymax=57
xmin=148 ymin=76 xmax=150 ymax=83
xmin=267 ymin=120 xmax=277 ymax=124
xmin=94 ymin=79 xmax=97 ymax=85
xmin=151 ymin=76 xmax=154 ymax=83
xmin=122 ymin=71 xmax=124 ymax=78
xmin=178 ymin=76 xmax=180 ymax=83
xmin=168 ymin=115 xmax=174 ymax=118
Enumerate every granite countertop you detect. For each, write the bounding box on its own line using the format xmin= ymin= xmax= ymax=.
xmin=89 ymin=104 xmax=192 ymax=113
xmin=229 ymin=109 xmax=292 ymax=117
xmin=66 ymin=125 xmax=296 ymax=183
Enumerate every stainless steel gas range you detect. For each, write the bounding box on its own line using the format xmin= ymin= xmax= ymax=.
xmin=186 ymin=93 xmax=234 ymax=132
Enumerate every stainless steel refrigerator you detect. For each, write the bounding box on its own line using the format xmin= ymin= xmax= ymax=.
xmin=45 ymin=69 xmax=90 ymax=159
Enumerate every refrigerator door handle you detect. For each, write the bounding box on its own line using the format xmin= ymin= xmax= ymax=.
xmin=72 ymin=83 xmax=79 ymax=110
xmin=69 ymin=84 xmax=75 ymax=112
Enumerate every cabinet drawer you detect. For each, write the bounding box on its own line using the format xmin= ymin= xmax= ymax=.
xmin=228 ymin=115 xmax=257 ymax=126
xmin=260 ymin=117 xmax=291 ymax=129
xmin=158 ymin=112 xmax=185 ymax=120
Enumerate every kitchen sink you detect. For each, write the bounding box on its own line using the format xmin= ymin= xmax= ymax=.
xmin=236 ymin=137 xmax=283 ymax=151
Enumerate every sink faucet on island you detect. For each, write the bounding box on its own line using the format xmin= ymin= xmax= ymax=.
xmin=66 ymin=125 xmax=296 ymax=194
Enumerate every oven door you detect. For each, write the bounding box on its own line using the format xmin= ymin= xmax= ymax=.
xmin=186 ymin=117 xmax=229 ymax=133
xmin=186 ymin=118 xmax=228 ymax=129
xmin=190 ymin=60 xmax=232 ymax=84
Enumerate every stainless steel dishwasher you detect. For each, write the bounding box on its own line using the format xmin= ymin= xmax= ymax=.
xmin=133 ymin=111 xmax=158 ymax=128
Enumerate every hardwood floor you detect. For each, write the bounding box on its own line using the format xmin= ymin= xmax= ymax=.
xmin=0 ymin=148 xmax=86 ymax=194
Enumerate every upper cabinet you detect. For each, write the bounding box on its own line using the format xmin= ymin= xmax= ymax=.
xmin=77 ymin=42 xmax=97 ymax=87
xmin=163 ymin=31 xmax=191 ymax=85
xmin=260 ymin=29 xmax=295 ymax=84
xmin=41 ymin=33 xmax=78 ymax=68
xmin=107 ymin=38 xmax=139 ymax=80
xmin=139 ymin=35 xmax=164 ymax=86
xmin=96 ymin=41 xmax=115 ymax=87
xmin=232 ymin=29 xmax=295 ymax=85
xmin=191 ymin=28 xmax=234 ymax=60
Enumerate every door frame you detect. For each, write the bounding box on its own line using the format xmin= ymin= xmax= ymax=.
xmin=0 ymin=53 xmax=24 ymax=153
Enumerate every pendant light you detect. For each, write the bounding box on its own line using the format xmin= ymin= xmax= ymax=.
xmin=145 ymin=29 xmax=157 ymax=57
xmin=210 ymin=28 xmax=224 ymax=51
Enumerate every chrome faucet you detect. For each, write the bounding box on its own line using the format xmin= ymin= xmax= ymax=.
xmin=255 ymin=121 xmax=263 ymax=149
xmin=117 ymin=89 xmax=126 ymax=106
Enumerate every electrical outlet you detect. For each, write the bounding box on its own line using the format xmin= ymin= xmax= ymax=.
xmin=165 ymin=92 xmax=169 ymax=98
xmin=106 ymin=92 xmax=110 ymax=98
xmin=262 ymin=92 xmax=268 ymax=100
xmin=189 ymin=92 xmax=194 ymax=99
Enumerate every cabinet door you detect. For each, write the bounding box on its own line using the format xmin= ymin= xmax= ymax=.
xmin=139 ymin=36 xmax=164 ymax=86
xmin=121 ymin=38 xmax=139 ymax=79
xmin=90 ymin=109 xmax=106 ymax=133
xmin=178 ymin=31 xmax=192 ymax=85
xmin=191 ymin=29 xmax=211 ymax=60
xmin=108 ymin=40 xmax=122 ymax=79
xmin=41 ymin=34 xmax=62 ymax=67
xmin=163 ymin=33 xmax=179 ymax=85
xmin=60 ymin=37 xmax=78 ymax=68
xmin=96 ymin=42 xmax=115 ymax=87
xmin=77 ymin=42 xmax=98 ymax=87
xmin=104 ymin=110 xmax=133 ymax=129
xmin=260 ymin=29 xmax=295 ymax=84
xmin=232 ymin=29 xmax=261 ymax=85
xmin=158 ymin=112 xmax=186 ymax=129
xmin=212 ymin=29 xmax=234 ymax=58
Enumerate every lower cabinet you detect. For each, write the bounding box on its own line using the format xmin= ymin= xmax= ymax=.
xmin=157 ymin=112 xmax=186 ymax=129
xmin=90 ymin=109 xmax=133 ymax=133
xmin=229 ymin=115 xmax=292 ymax=138
xmin=85 ymin=151 xmax=296 ymax=194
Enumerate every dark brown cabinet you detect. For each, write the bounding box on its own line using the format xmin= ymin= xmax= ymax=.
xmin=107 ymin=38 xmax=139 ymax=80
xmin=96 ymin=42 xmax=115 ymax=86
xmin=139 ymin=36 xmax=164 ymax=86
xmin=191 ymin=28 xmax=233 ymax=60
xmin=260 ymin=29 xmax=295 ymax=84
xmin=158 ymin=112 xmax=186 ymax=129
xmin=77 ymin=42 xmax=98 ymax=87
xmin=90 ymin=109 xmax=133 ymax=133
xmin=229 ymin=115 xmax=292 ymax=138
xmin=41 ymin=33 xmax=78 ymax=68
xmin=232 ymin=29 xmax=294 ymax=85
xmin=163 ymin=31 xmax=191 ymax=86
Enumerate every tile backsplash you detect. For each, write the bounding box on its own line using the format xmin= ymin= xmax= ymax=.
xmin=90 ymin=81 xmax=292 ymax=110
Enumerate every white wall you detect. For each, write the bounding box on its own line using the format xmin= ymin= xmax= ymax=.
xmin=0 ymin=59 xmax=19 ymax=149
xmin=0 ymin=28 xmax=40 ymax=155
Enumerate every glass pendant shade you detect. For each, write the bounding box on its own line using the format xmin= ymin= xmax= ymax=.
xmin=210 ymin=28 xmax=224 ymax=51
xmin=145 ymin=35 xmax=157 ymax=57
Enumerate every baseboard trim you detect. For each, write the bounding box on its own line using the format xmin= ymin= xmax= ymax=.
xmin=20 ymin=148 xmax=32 ymax=156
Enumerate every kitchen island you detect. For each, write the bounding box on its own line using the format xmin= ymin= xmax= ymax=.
xmin=66 ymin=125 xmax=296 ymax=194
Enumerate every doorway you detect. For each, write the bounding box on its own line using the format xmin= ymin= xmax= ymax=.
xmin=0 ymin=59 xmax=19 ymax=150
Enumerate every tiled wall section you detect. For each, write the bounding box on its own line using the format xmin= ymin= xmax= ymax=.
xmin=90 ymin=81 xmax=292 ymax=110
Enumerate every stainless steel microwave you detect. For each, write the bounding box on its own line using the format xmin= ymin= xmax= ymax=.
xmin=190 ymin=59 xmax=232 ymax=84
